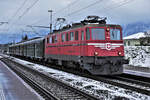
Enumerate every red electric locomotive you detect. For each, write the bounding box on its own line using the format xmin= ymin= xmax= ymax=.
xmin=45 ymin=16 xmax=126 ymax=75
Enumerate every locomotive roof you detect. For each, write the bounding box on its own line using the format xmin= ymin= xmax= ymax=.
xmin=9 ymin=37 xmax=44 ymax=47
xmin=52 ymin=24 xmax=121 ymax=34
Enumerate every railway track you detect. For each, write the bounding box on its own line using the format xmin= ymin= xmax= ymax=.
xmin=39 ymin=59 xmax=150 ymax=96
xmin=1 ymin=58 xmax=100 ymax=100
xmin=2 ymin=55 xmax=150 ymax=97
xmin=92 ymin=75 xmax=150 ymax=96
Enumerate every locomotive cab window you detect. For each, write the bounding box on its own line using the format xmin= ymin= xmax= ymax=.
xmin=91 ymin=28 xmax=105 ymax=40
xmin=110 ymin=29 xmax=121 ymax=40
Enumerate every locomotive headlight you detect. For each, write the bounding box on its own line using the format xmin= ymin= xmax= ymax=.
xmin=106 ymin=28 xmax=110 ymax=32
xmin=118 ymin=51 xmax=122 ymax=56
xmin=94 ymin=51 xmax=99 ymax=56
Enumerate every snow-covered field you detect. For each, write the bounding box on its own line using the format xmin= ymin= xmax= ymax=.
xmin=124 ymin=46 xmax=150 ymax=68
xmin=1 ymin=54 xmax=150 ymax=100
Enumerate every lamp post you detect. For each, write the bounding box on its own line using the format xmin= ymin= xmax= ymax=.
xmin=48 ymin=10 xmax=53 ymax=34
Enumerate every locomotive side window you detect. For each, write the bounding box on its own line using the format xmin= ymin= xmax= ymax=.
xmin=52 ymin=36 xmax=55 ymax=43
xmin=49 ymin=37 xmax=52 ymax=43
xmin=86 ymin=28 xmax=90 ymax=40
xmin=47 ymin=37 xmax=49 ymax=43
xmin=66 ymin=33 xmax=69 ymax=41
xmin=75 ymin=31 xmax=78 ymax=40
xmin=54 ymin=36 xmax=57 ymax=43
xmin=110 ymin=29 xmax=121 ymax=40
xmin=91 ymin=28 xmax=105 ymax=40
xmin=52 ymin=36 xmax=57 ymax=43
xmin=70 ymin=32 xmax=74 ymax=41
xmin=61 ymin=33 xmax=65 ymax=42
xmin=81 ymin=31 xmax=84 ymax=40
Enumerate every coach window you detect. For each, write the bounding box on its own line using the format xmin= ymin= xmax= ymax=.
xmin=61 ymin=33 xmax=65 ymax=42
xmin=70 ymin=32 xmax=74 ymax=41
xmin=91 ymin=28 xmax=105 ymax=40
xmin=86 ymin=28 xmax=90 ymax=40
xmin=81 ymin=31 xmax=84 ymax=40
xmin=66 ymin=33 xmax=69 ymax=41
xmin=75 ymin=31 xmax=78 ymax=40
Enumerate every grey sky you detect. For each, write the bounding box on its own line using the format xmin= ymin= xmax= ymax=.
xmin=0 ymin=0 xmax=150 ymax=35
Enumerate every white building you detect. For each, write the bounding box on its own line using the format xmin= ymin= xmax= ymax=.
xmin=123 ymin=32 xmax=150 ymax=46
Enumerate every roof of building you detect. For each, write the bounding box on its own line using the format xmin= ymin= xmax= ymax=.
xmin=123 ymin=32 xmax=146 ymax=40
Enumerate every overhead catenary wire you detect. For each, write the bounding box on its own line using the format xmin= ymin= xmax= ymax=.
xmin=29 ymin=0 xmax=134 ymax=32
xmin=6 ymin=0 xmax=39 ymax=34
xmin=4 ymin=0 xmax=134 ymax=37
xmin=0 ymin=0 xmax=28 ymax=32
xmin=8 ymin=0 xmax=28 ymax=23
xmin=96 ymin=0 xmax=135 ymax=21
xmin=64 ymin=0 xmax=104 ymax=17
xmin=31 ymin=0 xmax=105 ymax=26
xmin=63 ymin=0 xmax=133 ymax=24
xmin=19 ymin=0 xmax=39 ymax=20
xmin=30 ymin=0 xmax=81 ymax=25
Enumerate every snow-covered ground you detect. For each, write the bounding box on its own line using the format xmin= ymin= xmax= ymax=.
xmin=2 ymin=54 xmax=150 ymax=100
xmin=124 ymin=46 xmax=150 ymax=68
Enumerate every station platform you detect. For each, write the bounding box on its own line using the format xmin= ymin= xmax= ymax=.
xmin=123 ymin=64 xmax=150 ymax=78
xmin=0 ymin=59 xmax=43 ymax=100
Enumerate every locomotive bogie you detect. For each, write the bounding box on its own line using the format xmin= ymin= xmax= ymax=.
xmin=81 ymin=56 xmax=124 ymax=75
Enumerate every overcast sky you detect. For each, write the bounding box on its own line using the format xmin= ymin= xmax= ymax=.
xmin=0 ymin=0 xmax=150 ymax=42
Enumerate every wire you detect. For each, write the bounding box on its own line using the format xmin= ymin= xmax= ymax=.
xmin=30 ymin=0 xmax=80 ymax=25
xmin=54 ymin=0 xmax=80 ymax=15
xmin=101 ymin=0 xmax=133 ymax=12
xmin=5 ymin=0 xmax=39 ymax=34
xmin=19 ymin=0 xmax=39 ymax=20
xmin=64 ymin=0 xmax=104 ymax=17
xmin=8 ymin=0 xmax=28 ymax=22
xmin=64 ymin=0 xmax=133 ymax=22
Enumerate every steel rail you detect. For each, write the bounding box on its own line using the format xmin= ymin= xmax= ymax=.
xmin=1 ymin=58 xmax=100 ymax=100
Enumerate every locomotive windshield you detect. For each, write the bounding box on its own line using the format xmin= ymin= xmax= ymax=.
xmin=91 ymin=28 xmax=105 ymax=40
xmin=110 ymin=29 xmax=121 ymax=40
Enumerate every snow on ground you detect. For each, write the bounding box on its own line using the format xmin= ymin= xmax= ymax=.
xmin=5 ymin=56 xmax=150 ymax=100
xmin=124 ymin=46 xmax=150 ymax=68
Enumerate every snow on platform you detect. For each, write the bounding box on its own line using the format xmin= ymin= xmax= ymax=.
xmin=6 ymin=55 xmax=150 ymax=100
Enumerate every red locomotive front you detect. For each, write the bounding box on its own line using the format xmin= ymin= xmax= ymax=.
xmin=44 ymin=16 xmax=127 ymax=75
